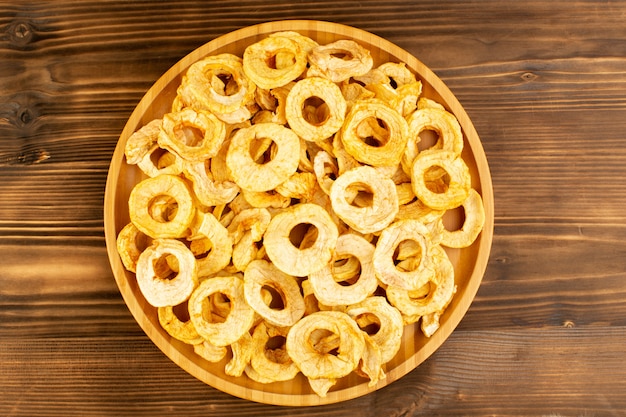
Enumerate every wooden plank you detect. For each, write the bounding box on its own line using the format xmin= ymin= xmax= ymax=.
xmin=1 ymin=328 xmax=625 ymax=416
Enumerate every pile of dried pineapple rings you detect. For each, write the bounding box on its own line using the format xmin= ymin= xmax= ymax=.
xmin=117 ymin=30 xmax=485 ymax=397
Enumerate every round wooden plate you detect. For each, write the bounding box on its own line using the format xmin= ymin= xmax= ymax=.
xmin=104 ymin=20 xmax=494 ymax=406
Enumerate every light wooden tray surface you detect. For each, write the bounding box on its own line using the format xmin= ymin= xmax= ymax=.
xmin=104 ymin=20 xmax=494 ymax=406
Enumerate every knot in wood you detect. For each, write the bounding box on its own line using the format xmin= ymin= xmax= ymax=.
xmin=521 ymin=72 xmax=538 ymax=82
xmin=8 ymin=20 xmax=35 ymax=46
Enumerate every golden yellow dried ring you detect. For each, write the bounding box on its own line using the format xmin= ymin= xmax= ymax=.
xmin=158 ymin=108 xmax=226 ymax=162
xmin=329 ymin=165 xmax=399 ymax=234
xmin=308 ymin=233 xmax=378 ymax=306
xmin=402 ymin=107 xmax=463 ymax=173
xmin=246 ymin=321 xmax=300 ymax=383
xmin=263 ymin=203 xmax=339 ymax=277
xmin=243 ymin=259 xmax=306 ymax=327
xmin=340 ymin=99 xmax=409 ymax=167
xmin=307 ymin=39 xmax=373 ymax=83
xmin=411 ymin=149 xmax=471 ymax=211
xmin=243 ymin=35 xmax=308 ymax=90
xmin=285 ymin=77 xmax=347 ymax=142
xmin=188 ymin=275 xmax=255 ymax=347
xmin=386 ymin=244 xmax=455 ymax=320
xmin=372 ymin=219 xmax=434 ymax=291
xmin=157 ymin=304 xmax=204 ymax=345
xmin=225 ymin=122 xmax=300 ymax=192
xmin=440 ymin=188 xmax=485 ymax=248
xmin=135 ymin=238 xmax=198 ymax=307
xmin=177 ymin=53 xmax=256 ymax=115
xmin=286 ymin=310 xmax=365 ymax=385
xmin=116 ymin=222 xmax=149 ymax=273
xmin=344 ymin=296 xmax=404 ymax=364
xmin=128 ymin=174 xmax=195 ymax=239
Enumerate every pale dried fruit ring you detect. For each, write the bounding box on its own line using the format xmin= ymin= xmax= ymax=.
xmin=188 ymin=275 xmax=255 ymax=347
xmin=243 ymin=259 xmax=305 ymax=327
xmin=402 ymin=107 xmax=463 ymax=173
xmin=177 ymin=53 xmax=256 ymax=115
xmin=135 ymin=238 xmax=198 ymax=307
xmin=128 ymin=174 xmax=195 ymax=239
xmin=285 ymin=77 xmax=347 ymax=142
xmin=243 ymin=35 xmax=308 ymax=90
xmin=247 ymin=321 xmax=300 ymax=383
xmin=124 ymin=118 xmax=162 ymax=165
xmin=386 ymin=244 xmax=455 ymax=319
xmin=440 ymin=188 xmax=485 ymax=248
xmin=411 ymin=150 xmax=471 ymax=211
xmin=263 ymin=203 xmax=339 ymax=277
xmin=340 ymin=99 xmax=409 ymax=167
xmin=345 ymin=296 xmax=404 ymax=364
xmin=183 ymin=159 xmax=240 ymax=207
xmin=372 ymin=219 xmax=434 ymax=291
xmin=158 ymin=108 xmax=226 ymax=162
xmin=188 ymin=211 xmax=233 ymax=277
xmin=157 ymin=304 xmax=204 ymax=345
xmin=286 ymin=310 xmax=365 ymax=381
xmin=307 ymin=39 xmax=373 ymax=83
xmin=226 ymin=122 xmax=300 ymax=192
xmin=330 ymin=165 xmax=399 ymax=234
xmin=313 ymin=150 xmax=339 ymax=195
xmin=308 ymin=233 xmax=378 ymax=306
xmin=377 ymin=62 xmax=416 ymax=88
xmin=116 ymin=222 xmax=149 ymax=273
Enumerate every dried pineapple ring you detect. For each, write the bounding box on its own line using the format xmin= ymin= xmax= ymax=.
xmin=402 ymin=107 xmax=463 ymax=173
xmin=411 ymin=150 xmax=471 ymax=211
xmin=158 ymin=108 xmax=226 ymax=163
xmin=248 ymin=321 xmax=300 ymax=383
xmin=285 ymin=77 xmax=347 ymax=142
xmin=178 ymin=53 xmax=256 ymax=115
xmin=264 ymin=203 xmax=339 ymax=277
xmin=183 ymin=159 xmax=239 ymax=207
xmin=135 ymin=239 xmax=198 ymax=307
xmin=116 ymin=222 xmax=150 ymax=273
xmin=330 ymin=165 xmax=399 ymax=234
xmin=308 ymin=39 xmax=373 ymax=83
xmin=440 ymin=188 xmax=485 ymax=248
xmin=188 ymin=211 xmax=233 ymax=277
xmin=243 ymin=260 xmax=305 ymax=327
xmin=340 ymin=99 xmax=409 ymax=167
xmin=125 ymin=118 xmax=162 ymax=165
xmin=243 ymin=35 xmax=307 ymax=90
xmin=372 ymin=219 xmax=434 ymax=291
xmin=157 ymin=303 xmax=204 ymax=345
xmin=129 ymin=174 xmax=195 ymax=239
xmin=345 ymin=296 xmax=404 ymax=364
xmin=226 ymin=123 xmax=300 ymax=192
xmin=308 ymin=234 xmax=378 ymax=306
xmin=286 ymin=311 xmax=365 ymax=383
xmin=386 ymin=244 xmax=455 ymax=319
xmin=188 ymin=275 xmax=255 ymax=347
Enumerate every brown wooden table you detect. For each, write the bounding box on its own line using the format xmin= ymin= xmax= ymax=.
xmin=2 ymin=1 xmax=626 ymax=415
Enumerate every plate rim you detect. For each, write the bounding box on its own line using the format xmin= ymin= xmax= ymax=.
xmin=104 ymin=19 xmax=494 ymax=406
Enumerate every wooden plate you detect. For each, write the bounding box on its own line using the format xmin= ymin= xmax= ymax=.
xmin=104 ymin=20 xmax=494 ymax=406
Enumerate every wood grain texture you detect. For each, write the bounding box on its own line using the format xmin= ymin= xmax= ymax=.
xmin=1 ymin=0 xmax=626 ymax=415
